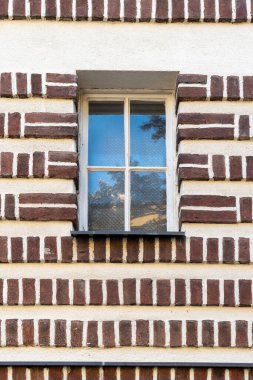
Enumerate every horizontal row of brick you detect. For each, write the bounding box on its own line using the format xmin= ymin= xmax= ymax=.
xmin=0 ymin=151 xmax=77 ymax=179
xmin=2 ymin=277 xmax=253 ymax=307
xmin=0 ymin=0 xmax=252 ymax=23
xmin=177 ymin=114 xmax=251 ymax=141
xmin=0 ymin=112 xmax=77 ymax=138
xmin=180 ymin=195 xmax=253 ymax=224
xmin=178 ymin=154 xmax=253 ymax=182
xmin=0 ymin=235 xmax=252 ymax=264
xmin=0 ymin=367 xmax=250 ymax=380
xmin=0 ymin=193 xmax=76 ymax=221
xmin=0 ymin=73 xmax=77 ymax=99
xmin=177 ymin=75 xmax=253 ymax=103
xmin=0 ymin=318 xmax=252 ymax=348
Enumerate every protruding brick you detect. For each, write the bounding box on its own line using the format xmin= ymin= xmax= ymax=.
xmin=207 ymin=238 xmax=219 ymax=263
xmin=92 ymin=0 xmax=104 ymax=20
xmin=239 ymin=279 xmax=252 ymax=306
xmin=48 ymin=367 xmax=63 ymax=380
xmin=16 ymin=73 xmax=27 ymax=97
xmin=153 ymin=320 xmax=165 ymax=347
xmin=23 ymin=278 xmax=35 ymax=305
xmin=218 ymin=321 xmax=231 ymax=347
xmin=1 ymin=152 xmax=13 ymax=177
xmin=239 ymin=115 xmax=250 ymax=140
xmin=136 ymin=320 xmax=149 ymax=346
xmin=12 ymin=367 xmax=26 ymax=380
xmin=93 ymin=237 xmax=106 ymax=262
xmin=159 ymin=237 xmax=172 ymax=262
xmin=119 ymin=320 xmax=132 ymax=346
xmin=90 ymin=280 xmax=102 ymax=305
xmin=236 ymin=320 xmax=248 ymax=347
xmin=194 ymin=368 xmax=208 ymax=380
xmin=219 ymin=0 xmax=232 ymax=21
xmin=207 ymin=279 xmax=220 ymax=306
xmin=5 ymin=194 xmax=15 ymax=220
xmin=33 ymin=152 xmax=45 ymax=178
xmin=188 ymin=0 xmax=200 ymax=21
xmin=240 ymin=197 xmax=252 ymax=222
xmin=39 ymin=319 xmax=50 ymax=346
xmin=7 ymin=279 xmax=19 ymax=305
xmin=127 ymin=237 xmax=139 ymax=262
xmin=17 ymin=153 xmax=29 ymax=177
xmin=229 ymin=156 xmax=242 ymax=180
xmin=27 ymin=236 xmax=40 ymax=262
xmin=30 ymin=0 xmax=42 ymax=18
xmin=76 ymin=0 xmax=88 ymax=20
xmin=108 ymin=0 xmax=120 ymax=21
xmin=0 ymin=0 xmax=8 ymax=18
xmin=104 ymin=367 xmax=117 ymax=380
xmin=210 ymin=75 xmax=224 ymax=100
xmin=123 ymin=278 xmax=136 ymax=305
xmin=172 ymin=0 xmax=184 ymax=21
xmin=190 ymin=237 xmax=203 ymax=262
xmin=227 ymin=76 xmax=240 ymax=100
xmin=71 ymin=320 xmax=83 ymax=347
xmin=44 ymin=236 xmax=57 ymax=262
xmin=110 ymin=237 xmax=123 ymax=262
xmin=60 ymin=0 xmax=73 ymax=19
xmin=124 ymin=0 xmax=136 ymax=21
xmin=140 ymin=368 xmax=153 ymax=380
xmin=61 ymin=236 xmax=73 ymax=263
xmin=107 ymin=279 xmax=119 ymax=305
xmin=175 ymin=368 xmax=189 ymax=380
xmin=103 ymin=321 xmax=115 ymax=347
xmin=87 ymin=321 xmax=98 ymax=347
xmin=239 ymin=237 xmax=250 ymax=264
xmin=140 ymin=279 xmax=153 ymax=305
xmin=223 ymin=237 xmax=235 ymax=263
xmin=143 ymin=237 xmax=155 ymax=262
xmin=202 ymin=320 xmax=214 ymax=347
xmin=246 ymin=156 xmax=253 ymax=181
xmin=13 ymin=0 xmax=25 ymax=18
xmin=40 ymin=279 xmax=53 ymax=305
xmin=55 ymin=319 xmax=66 ymax=347
xmin=31 ymin=74 xmax=42 ymax=96
xmin=22 ymin=319 xmax=34 ymax=345
xmin=170 ymin=320 xmax=182 ymax=347
xmin=46 ymin=0 xmax=56 ymax=18
xmin=190 ymin=279 xmax=202 ymax=306
xmin=156 ymin=0 xmax=168 ymax=22
xmin=56 ymin=279 xmax=69 ymax=305
xmin=175 ymin=279 xmax=186 ymax=305
xmin=186 ymin=320 xmax=198 ymax=346
xmin=157 ymin=280 xmax=171 ymax=306
xmin=8 ymin=113 xmax=21 ymax=138
xmin=68 ymin=367 xmax=82 ymax=380
xmin=243 ymin=77 xmax=253 ymax=100
xmin=77 ymin=237 xmax=89 ymax=262
xmin=6 ymin=319 xmax=18 ymax=346
xmin=175 ymin=237 xmax=186 ymax=262
xmin=73 ymin=279 xmax=85 ymax=305
xmin=224 ymin=280 xmax=235 ymax=307
xmin=1 ymin=73 xmax=12 ymax=97
xmin=0 ymin=237 xmax=8 ymax=263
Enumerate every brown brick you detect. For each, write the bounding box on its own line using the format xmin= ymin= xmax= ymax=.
xmin=93 ymin=237 xmax=106 ymax=262
xmin=175 ymin=368 xmax=189 ymax=380
xmin=7 ymin=279 xmax=19 ymax=305
xmin=39 ymin=319 xmax=50 ymax=346
xmin=224 ymin=280 xmax=235 ymax=307
xmin=27 ymin=236 xmax=40 ymax=262
xmin=178 ymin=153 xmax=208 ymax=165
xmin=194 ymin=368 xmax=208 ymax=380
xmin=223 ymin=237 xmax=235 ymax=263
xmin=181 ymin=195 xmax=236 ymax=207
xmin=25 ymin=125 xmax=76 ymax=139
xmin=143 ymin=237 xmax=155 ymax=262
xmin=218 ymin=321 xmax=231 ymax=347
xmin=103 ymin=321 xmax=115 ymax=347
xmin=55 ymin=319 xmax=66 ymax=347
xmin=87 ymin=321 xmax=98 ymax=347
xmin=0 ymin=236 xmax=8 ymax=263
xmin=13 ymin=367 xmax=27 ymax=380
xmin=239 ymin=237 xmax=250 ymax=264
xmin=120 ymin=367 xmax=135 ymax=380
xmin=140 ymin=279 xmax=153 ymax=305
xmin=108 ymin=0 xmax=120 ymax=20
xmin=123 ymin=278 xmax=136 ymax=305
xmin=77 ymin=237 xmax=89 ymax=262
xmin=0 ymin=0 xmax=8 ymax=18
xmin=23 ymin=278 xmax=35 ymax=305
xmin=230 ymin=369 xmax=245 ymax=380
xmin=227 ymin=76 xmax=240 ymax=100
xmin=207 ymin=238 xmax=219 ymax=263
xmin=76 ymin=0 xmax=88 ymax=19
xmin=212 ymin=369 xmax=225 ymax=380
xmin=71 ymin=320 xmax=83 ymax=347
xmin=1 ymin=73 xmax=12 ymax=97
xmin=104 ymin=367 xmax=117 ymax=380
xmin=48 ymin=367 xmax=63 ymax=380
xmin=178 ymin=113 xmax=233 ymax=124
xmin=30 ymin=0 xmax=42 ymax=18
xmin=20 ymin=193 xmax=76 ymax=204
xmin=157 ymin=368 xmax=171 ymax=380
xmin=31 ymin=74 xmax=42 ymax=96
xmin=190 ymin=279 xmax=202 ymax=306
xmin=17 ymin=153 xmax=29 ymax=177
xmin=44 ymin=236 xmax=57 ymax=262
xmin=0 ymin=279 xmax=3 ymax=304
xmin=236 ymin=320 xmax=248 ymax=348
xmin=177 ymin=87 xmax=207 ymax=101
xmin=107 ymin=279 xmax=119 ymax=305
xmin=119 ymin=320 xmax=132 ymax=346
xmin=110 ymin=237 xmax=122 ymax=262
xmin=178 ymin=127 xmax=234 ymax=141
xmin=1 ymin=152 xmax=13 ymax=177
xmin=8 ymin=113 xmax=21 ymax=137
xmin=246 ymin=156 xmax=253 ymax=180
xmin=61 ymin=236 xmax=73 ymax=263
xmin=56 ymin=279 xmax=69 ymax=305
xmin=240 ymin=197 xmax=252 ymax=222
xmin=124 ymin=0 xmax=136 ymax=21
xmin=202 ymin=320 xmax=214 ymax=347
xmin=239 ymin=279 xmax=252 ymax=306
xmin=207 ymin=279 xmax=220 ymax=306
xmin=40 ymin=279 xmax=53 ymax=305
xmin=244 ymin=76 xmax=253 ymax=100
xmin=67 ymin=367 xmax=82 ymax=380
xmin=46 ymin=0 xmax=56 ymax=18
xmin=172 ymin=0 xmax=184 ymax=21
xmin=210 ymin=76 xmax=224 ymax=100
xmin=229 ymin=156 xmax=242 ymax=180
xmin=190 ymin=237 xmax=203 ymax=262
xmin=186 ymin=320 xmax=198 ymax=347
xmin=219 ymin=0 xmax=232 ymax=21
xmin=175 ymin=279 xmax=186 ymax=305
xmin=92 ymin=0 xmax=104 ymax=20
xmin=60 ymin=0 xmax=73 ymax=19
xmin=170 ymin=320 xmax=182 ymax=347
xmin=33 ymin=152 xmax=45 ymax=178
xmin=188 ymin=0 xmax=200 ymax=21
xmin=175 ymin=237 xmax=186 ymax=262
xmin=156 ymin=0 xmax=168 ymax=22
xmin=239 ymin=115 xmax=250 ymax=140
xmin=127 ymin=237 xmax=139 ymax=262
xmin=136 ymin=320 xmax=149 ymax=346
xmin=30 ymin=368 xmax=44 ymax=380
xmin=180 ymin=210 xmax=237 ymax=224
xmin=49 ymin=151 xmax=77 ymax=163
xmin=157 ymin=280 xmax=171 ymax=306
xmin=140 ymin=368 xmax=153 ymax=380
xmin=90 ymin=280 xmax=102 ymax=305
xmin=46 ymin=74 xmax=77 ymax=84
xmin=16 ymin=73 xmax=27 ymax=97
xmin=22 ymin=319 xmax=34 ymax=345
xmin=5 ymin=194 xmax=15 ymax=220
xmin=159 ymin=237 xmax=172 ymax=262
xmin=154 ymin=320 xmax=165 ymax=347
xmin=13 ymin=0 xmax=25 ymax=18
xmin=73 ymin=279 xmax=85 ymax=305
xmin=178 ymin=167 xmax=209 ymax=182
xmin=6 ymin=319 xmax=18 ymax=346
xmin=46 ymin=85 xmax=77 ymax=99
xmin=86 ymin=367 xmax=99 ymax=380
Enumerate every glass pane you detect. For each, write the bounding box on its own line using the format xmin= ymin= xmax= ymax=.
xmin=88 ymin=171 xmax=124 ymax=230
xmin=131 ymin=171 xmax=166 ymax=231
xmin=130 ymin=101 xmax=166 ymax=167
xmin=88 ymin=101 xmax=124 ymax=166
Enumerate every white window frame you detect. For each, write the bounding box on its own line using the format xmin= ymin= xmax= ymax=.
xmin=78 ymin=93 xmax=177 ymax=232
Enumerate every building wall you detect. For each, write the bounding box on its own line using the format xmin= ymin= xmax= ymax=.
xmin=0 ymin=1 xmax=253 ymax=378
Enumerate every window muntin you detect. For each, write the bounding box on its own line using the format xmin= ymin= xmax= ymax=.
xmin=80 ymin=95 xmax=176 ymax=232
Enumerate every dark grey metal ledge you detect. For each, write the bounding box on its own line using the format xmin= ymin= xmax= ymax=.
xmin=71 ymin=231 xmax=185 ymax=238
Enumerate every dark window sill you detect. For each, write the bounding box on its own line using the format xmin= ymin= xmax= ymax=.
xmin=71 ymin=231 xmax=185 ymax=238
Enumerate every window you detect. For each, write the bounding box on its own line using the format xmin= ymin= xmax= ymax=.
xmin=79 ymin=94 xmax=176 ymax=232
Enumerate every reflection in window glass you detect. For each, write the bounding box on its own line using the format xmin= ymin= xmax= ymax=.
xmin=130 ymin=172 xmax=166 ymax=231
xmin=88 ymin=171 xmax=124 ymax=230
xmin=88 ymin=102 xmax=124 ymax=166
xmin=130 ymin=101 xmax=166 ymax=167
